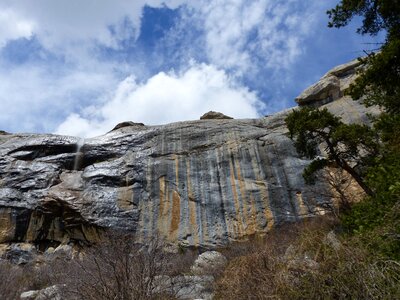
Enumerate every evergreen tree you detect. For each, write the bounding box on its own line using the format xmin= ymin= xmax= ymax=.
xmin=286 ymin=1 xmax=400 ymax=257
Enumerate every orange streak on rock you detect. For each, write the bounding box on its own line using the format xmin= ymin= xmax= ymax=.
xmin=186 ymin=159 xmax=199 ymax=245
xmin=229 ymin=154 xmax=244 ymax=238
xmin=250 ymin=147 xmax=274 ymax=230
xmin=170 ymin=190 xmax=181 ymax=239
xmin=235 ymin=159 xmax=251 ymax=236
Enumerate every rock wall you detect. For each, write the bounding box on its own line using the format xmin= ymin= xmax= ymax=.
xmin=0 ymin=60 xmax=375 ymax=249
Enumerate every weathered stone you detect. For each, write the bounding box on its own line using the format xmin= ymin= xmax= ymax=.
xmin=284 ymin=245 xmax=319 ymax=273
xmin=156 ymin=275 xmax=214 ymax=300
xmin=326 ymin=59 xmax=362 ymax=77
xmin=287 ymin=256 xmax=319 ymax=273
xmin=191 ymin=251 xmax=227 ymax=275
xmin=0 ymin=60 xmax=377 ymax=250
xmin=295 ymin=58 xmax=364 ymax=107
xmin=3 ymin=243 xmax=36 ymax=264
xmin=20 ymin=290 xmax=39 ymax=299
xmin=20 ymin=285 xmax=63 ymax=300
xmin=295 ymin=75 xmax=340 ymax=106
xmin=323 ymin=230 xmax=341 ymax=251
xmin=200 ymin=111 xmax=233 ymax=120
xmin=110 ymin=121 xmax=146 ymax=132
xmin=0 ymin=115 xmax=332 ymax=248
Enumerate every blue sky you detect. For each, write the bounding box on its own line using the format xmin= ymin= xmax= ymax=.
xmin=0 ymin=0 xmax=383 ymax=137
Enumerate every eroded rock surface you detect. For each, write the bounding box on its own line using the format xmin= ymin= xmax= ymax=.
xmin=296 ymin=59 xmax=363 ymax=106
xmin=0 ymin=60 xmax=375 ymax=249
xmin=0 ymin=116 xmax=330 ymax=248
xmin=191 ymin=251 xmax=227 ymax=275
xmin=200 ymin=111 xmax=233 ymax=120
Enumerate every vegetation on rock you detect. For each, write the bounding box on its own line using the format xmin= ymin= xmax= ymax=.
xmin=285 ymin=106 xmax=377 ymax=196
xmin=214 ymin=219 xmax=400 ymax=299
xmin=285 ymin=0 xmax=400 ymax=261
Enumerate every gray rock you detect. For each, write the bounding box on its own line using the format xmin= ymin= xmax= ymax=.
xmin=3 ymin=243 xmax=36 ymax=265
xmin=200 ymin=111 xmax=233 ymax=120
xmin=20 ymin=285 xmax=63 ymax=300
xmin=156 ymin=275 xmax=214 ymax=300
xmin=191 ymin=251 xmax=227 ymax=275
xmin=20 ymin=290 xmax=39 ymax=299
xmin=110 ymin=121 xmax=146 ymax=132
xmin=284 ymin=245 xmax=319 ymax=273
xmin=0 ymin=59 xmax=376 ymax=249
xmin=295 ymin=58 xmax=363 ymax=107
xmin=327 ymin=59 xmax=362 ymax=77
xmin=295 ymin=75 xmax=340 ymax=106
xmin=324 ymin=230 xmax=341 ymax=251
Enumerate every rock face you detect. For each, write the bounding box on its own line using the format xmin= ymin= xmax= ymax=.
xmin=110 ymin=121 xmax=146 ymax=132
xmin=295 ymin=59 xmax=363 ymax=107
xmin=200 ymin=111 xmax=233 ymax=120
xmin=0 ymin=60 xmax=374 ymax=249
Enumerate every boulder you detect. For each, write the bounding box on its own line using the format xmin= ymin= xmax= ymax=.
xmin=323 ymin=231 xmax=341 ymax=251
xmin=200 ymin=111 xmax=233 ymax=120
xmin=3 ymin=243 xmax=36 ymax=265
xmin=191 ymin=251 xmax=227 ymax=275
xmin=155 ymin=275 xmax=214 ymax=300
xmin=20 ymin=285 xmax=63 ymax=300
xmin=284 ymin=245 xmax=319 ymax=274
xmin=110 ymin=121 xmax=145 ymax=132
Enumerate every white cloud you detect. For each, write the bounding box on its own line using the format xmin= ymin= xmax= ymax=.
xmin=55 ymin=63 xmax=265 ymax=137
xmin=0 ymin=0 xmax=188 ymax=134
xmin=185 ymin=0 xmax=321 ymax=73
xmin=0 ymin=62 xmax=120 ymax=133
xmin=0 ymin=0 xmax=333 ymax=136
xmin=0 ymin=0 xmax=186 ymax=58
xmin=0 ymin=8 xmax=35 ymax=47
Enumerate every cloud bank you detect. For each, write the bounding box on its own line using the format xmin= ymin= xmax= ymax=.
xmin=0 ymin=0 xmax=380 ymax=137
xmin=189 ymin=0 xmax=320 ymax=73
xmin=55 ymin=63 xmax=264 ymax=137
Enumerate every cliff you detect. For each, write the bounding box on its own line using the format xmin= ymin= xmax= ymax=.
xmin=0 ymin=60 xmax=376 ymax=249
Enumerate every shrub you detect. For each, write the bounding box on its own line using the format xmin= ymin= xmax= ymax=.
xmin=214 ymin=220 xmax=400 ymax=299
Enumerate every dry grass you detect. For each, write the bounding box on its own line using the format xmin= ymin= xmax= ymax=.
xmin=0 ymin=259 xmax=59 ymax=300
xmin=1 ymin=220 xmax=398 ymax=300
xmin=0 ymin=232 xmax=198 ymax=300
xmin=214 ymin=218 xmax=400 ymax=299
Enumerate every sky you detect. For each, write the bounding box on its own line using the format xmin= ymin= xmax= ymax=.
xmin=0 ymin=0 xmax=383 ymax=138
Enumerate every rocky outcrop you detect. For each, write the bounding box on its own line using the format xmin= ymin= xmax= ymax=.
xmin=191 ymin=251 xmax=227 ymax=275
xmin=110 ymin=121 xmax=146 ymax=132
xmin=0 ymin=60 xmax=375 ymax=250
xmin=0 ymin=115 xmax=332 ymax=249
xmin=296 ymin=59 xmax=363 ymax=107
xmin=200 ymin=111 xmax=233 ymax=120
xmin=20 ymin=285 xmax=63 ymax=300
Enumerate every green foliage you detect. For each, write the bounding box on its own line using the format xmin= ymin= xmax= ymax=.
xmin=303 ymin=158 xmax=328 ymax=184
xmin=341 ymin=199 xmax=400 ymax=260
xmin=285 ymin=107 xmax=377 ymax=196
xmin=349 ymin=40 xmax=400 ymax=114
xmin=326 ymin=0 xmax=400 ymax=260
xmin=285 ymin=107 xmax=341 ymax=159
xmin=329 ymin=0 xmax=400 ymax=114
xmin=327 ymin=0 xmax=400 ymax=35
